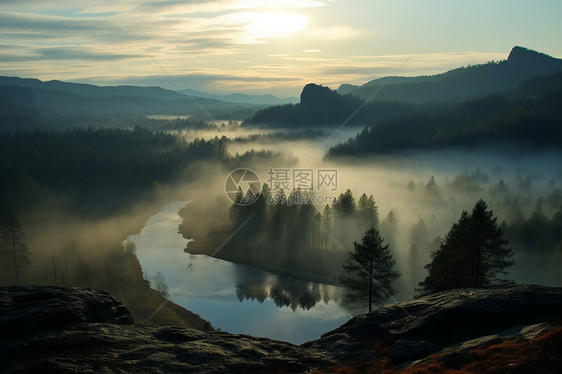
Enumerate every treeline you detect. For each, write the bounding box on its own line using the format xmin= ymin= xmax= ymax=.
xmin=401 ymin=173 xmax=562 ymax=296
xmin=0 ymin=127 xmax=229 ymax=216
xmin=0 ymin=93 xmax=231 ymax=132
xmin=0 ymin=127 xmax=229 ymax=329
xmin=231 ymin=129 xmax=325 ymax=143
xmin=342 ymin=47 xmax=562 ymax=104
xmin=203 ymin=187 xmax=399 ymax=281
xmin=326 ymin=71 xmax=562 ymax=156
xmin=243 ymin=83 xmax=418 ymax=127
xmin=503 ymin=198 xmax=562 ymax=285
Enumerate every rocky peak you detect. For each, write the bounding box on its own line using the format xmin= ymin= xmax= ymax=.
xmin=507 ymin=46 xmax=562 ymax=69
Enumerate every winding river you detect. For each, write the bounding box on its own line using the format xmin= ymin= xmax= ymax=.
xmin=127 ymin=201 xmax=351 ymax=344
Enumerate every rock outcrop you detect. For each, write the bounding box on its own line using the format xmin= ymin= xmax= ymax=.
xmin=1 ymin=284 xmax=561 ymax=373
xmin=0 ymin=286 xmax=334 ymax=373
xmin=305 ymin=284 xmax=562 ymax=372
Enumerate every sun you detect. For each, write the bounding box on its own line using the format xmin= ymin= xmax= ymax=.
xmin=246 ymin=12 xmax=308 ymax=38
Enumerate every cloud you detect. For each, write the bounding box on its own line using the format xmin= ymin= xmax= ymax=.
xmin=37 ymin=47 xmax=143 ymax=61
xmin=132 ymin=0 xmax=329 ymax=16
xmin=74 ymin=70 xmax=302 ymax=95
xmin=0 ymin=1 xmax=522 ymax=97
xmin=307 ymin=25 xmax=360 ymax=40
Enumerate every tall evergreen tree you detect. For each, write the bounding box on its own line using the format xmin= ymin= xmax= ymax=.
xmin=0 ymin=215 xmax=30 ymax=285
xmin=357 ymin=194 xmax=379 ymax=231
xmin=333 ymin=189 xmax=357 ymax=247
xmin=333 ymin=189 xmax=356 ymax=218
xmin=321 ymin=204 xmax=334 ymax=249
xmin=338 ymin=227 xmax=400 ymax=312
xmin=417 ymin=200 xmax=513 ymax=297
xmin=366 ymin=195 xmax=379 ymax=229
xmin=358 ymin=193 xmax=369 ymax=230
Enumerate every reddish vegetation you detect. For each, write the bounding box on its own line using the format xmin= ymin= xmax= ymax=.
xmin=317 ymin=327 xmax=562 ymax=374
xmin=403 ymin=326 xmax=562 ymax=374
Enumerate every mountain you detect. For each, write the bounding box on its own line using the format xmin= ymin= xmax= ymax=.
xmin=2 ymin=284 xmax=561 ymax=373
xmin=0 ymin=76 xmax=259 ymax=117
xmin=178 ymin=88 xmax=298 ymax=105
xmin=327 ymin=70 xmax=562 ymax=157
xmin=244 ymin=47 xmax=562 ymax=128
xmin=244 ymin=83 xmax=417 ymax=127
xmin=338 ymin=46 xmax=562 ymax=103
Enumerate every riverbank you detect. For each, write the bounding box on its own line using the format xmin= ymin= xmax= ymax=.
xmin=185 ymin=247 xmax=342 ymax=286
xmin=133 ymin=201 xmax=350 ymax=343
xmin=177 ymin=203 xmax=347 ymax=286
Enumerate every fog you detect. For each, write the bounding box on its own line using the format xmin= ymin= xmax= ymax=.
xmin=9 ymin=123 xmax=562 ymax=320
xmin=170 ymin=125 xmax=562 ymax=302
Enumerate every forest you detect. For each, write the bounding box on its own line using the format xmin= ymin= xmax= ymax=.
xmin=1 ymin=46 xmax=561 ymax=331
xmin=0 ymin=125 xmax=236 ymax=329
xmin=0 ymin=127 xmax=229 ymax=216
xmin=243 ymin=83 xmax=419 ymax=127
xmin=326 ymin=71 xmax=562 ymax=156
xmin=179 ymin=166 xmax=562 ymax=301
xmin=339 ymin=46 xmax=562 ymax=103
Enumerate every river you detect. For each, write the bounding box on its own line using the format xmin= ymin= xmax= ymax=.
xmin=127 ymin=201 xmax=351 ymax=344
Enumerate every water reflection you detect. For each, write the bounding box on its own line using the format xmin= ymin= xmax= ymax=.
xmin=131 ymin=201 xmax=351 ymax=343
xmin=235 ymin=277 xmax=342 ymax=311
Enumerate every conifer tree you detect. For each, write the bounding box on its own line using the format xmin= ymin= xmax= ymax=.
xmin=338 ymin=227 xmax=400 ymax=312
xmin=417 ymin=200 xmax=513 ymax=296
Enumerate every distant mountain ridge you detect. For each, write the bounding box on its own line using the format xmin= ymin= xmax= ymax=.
xmin=338 ymin=46 xmax=562 ymax=103
xmin=0 ymin=76 xmax=260 ymax=117
xmin=244 ymin=46 xmax=562 ymax=128
xmin=178 ymin=88 xmax=298 ymax=105
xmin=244 ymin=83 xmax=417 ymax=127
xmin=326 ymin=70 xmax=562 ymax=156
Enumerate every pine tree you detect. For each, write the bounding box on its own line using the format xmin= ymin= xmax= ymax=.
xmin=321 ymin=204 xmax=333 ymax=249
xmin=0 ymin=216 xmax=31 ymax=285
xmin=338 ymin=227 xmax=400 ymax=312
xmin=366 ymin=195 xmax=379 ymax=229
xmin=358 ymin=193 xmax=369 ymax=230
xmin=333 ymin=189 xmax=357 ymax=247
xmin=417 ymin=200 xmax=513 ymax=297
xmin=357 ymin=194 xmax=379 ymax=231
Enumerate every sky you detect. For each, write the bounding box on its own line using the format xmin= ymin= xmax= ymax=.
xmin=1 ymin=0 xmax=561 ymax=97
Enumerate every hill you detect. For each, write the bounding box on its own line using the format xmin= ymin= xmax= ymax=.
xmin=339 ymin=46 xmax=562 ymax=103
xmin=0 ymin=93 xmax=44 ymax=131
xmin=243 ymin=83 xmax=417 ymax=127
xmin=0 ymin=76 xmax=259 ymax=117
xmin=178 ymin=88 xmax=298 ymax=105
xmin=326 ymin=71 xmax=562 ymax=157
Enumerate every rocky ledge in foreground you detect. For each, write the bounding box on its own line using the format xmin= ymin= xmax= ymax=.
xmin=1 ymin=284 xmax=562 ymax=373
